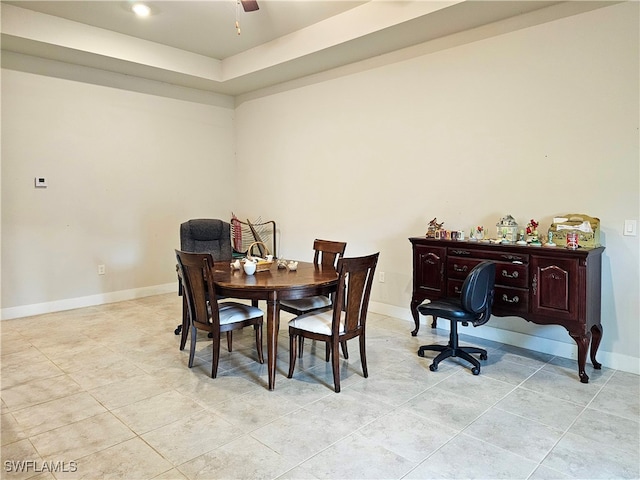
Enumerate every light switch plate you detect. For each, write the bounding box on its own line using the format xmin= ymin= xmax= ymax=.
xmin=624 ymin=219 xmax=637 ymax=236
xmin=34 ymin=177 xmax=47 ymax=188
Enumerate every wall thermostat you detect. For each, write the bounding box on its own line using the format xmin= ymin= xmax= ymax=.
xmin=35 ymin=177 xmax=47 ymax=188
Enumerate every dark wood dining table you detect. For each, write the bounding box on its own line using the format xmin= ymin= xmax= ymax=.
xmin=211 ymin=261 xmax=338 ymax=390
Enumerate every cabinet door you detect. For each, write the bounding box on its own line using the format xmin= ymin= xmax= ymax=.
xmin=415 ymin=245 xmax=446 ymax=297
xmin=531 ymin=256 xmax=579 ymax=322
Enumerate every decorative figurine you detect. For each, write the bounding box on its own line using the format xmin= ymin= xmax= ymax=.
xmin=473 ymin=226 xmax=484 ymax=241
xmin=426 ymin=217 xmax=444 ymax=238
xmin=545 ymin=230 xmax=556 ymax=247
xmin=496 ymin=215 xmax=519 ymax=243
xmin=527 ymin=219 xmax=542 ymax=246
xmin=516 ymin=229 xmax=527 ymax=245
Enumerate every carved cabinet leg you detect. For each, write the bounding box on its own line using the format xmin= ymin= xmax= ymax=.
xmin=410 ymin=299 xmax=421 ymax=336
xmin=570 ymin=332 xmax=592 ymax=383
xmin=590 ymin=324 xmax=603 ymax=370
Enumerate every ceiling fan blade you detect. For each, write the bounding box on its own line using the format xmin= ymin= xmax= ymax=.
xmin=241 ymin=0 xmax=259 ymax=12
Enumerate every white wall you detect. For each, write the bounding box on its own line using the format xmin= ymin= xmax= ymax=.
xmin=234 ymin=3 xmax=639 ymax=371
xmin=1 ymin=69 xmax=236 ymax=314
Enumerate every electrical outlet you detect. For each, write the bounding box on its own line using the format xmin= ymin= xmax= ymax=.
xmin=379 ymin=271 xmax=385 ymax=283
xmin=98 ymin=264 xmax=106 ymax=275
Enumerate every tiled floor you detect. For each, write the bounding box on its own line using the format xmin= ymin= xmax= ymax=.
xmin=1 ymin=293 xmax=639 ymax=480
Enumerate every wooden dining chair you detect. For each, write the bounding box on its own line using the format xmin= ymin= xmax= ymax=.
xmin=175 ymin=250 xmax=264 ymax=378
xmin=280 ymin=239 xmax=346 ymax=316
xmin=287 ymin=252 xmax=379 ymax=392
xmin=280 ymin=239 xmax=347 ymax=359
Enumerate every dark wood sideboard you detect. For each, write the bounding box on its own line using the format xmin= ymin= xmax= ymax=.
xmin=409 ymin=237 xmax=605 ymax=383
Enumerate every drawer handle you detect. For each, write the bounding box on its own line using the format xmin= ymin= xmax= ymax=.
xmin=454 ymin=286 xmax=462 ymax=294
xmin=453 ymin=264 xmax=468 ymax=273
xmin=502 ymin=294 xmax=520 ymax=304
xmin=501 ymin=270 xmax=519 ymax=279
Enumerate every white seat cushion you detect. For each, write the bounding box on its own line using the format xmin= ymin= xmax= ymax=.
xmin=217 ymin=302 xmax=263 ymax=325
xmin=288 ymin=310 xmax=345 ymax=335
xmin=280 ymin=295 xmax=331 ymax=312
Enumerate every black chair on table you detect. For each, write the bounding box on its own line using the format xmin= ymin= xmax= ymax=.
xmin=175 ymin=219 xmax=232 ymax=347
xmin=417 ymin=261 xmax=495 ymax=376
xmin=176 ymin=250 xmax=264 ymax=378
xmin=287 ymin=252 xmax=379 ymax=393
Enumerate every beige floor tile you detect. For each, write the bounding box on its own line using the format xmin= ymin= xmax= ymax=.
xmin=177 ymin=435 xmax=297 ymax=480
xmin=3 ymin=372 xmax=80 ymax=413
xmin=358 ymin=409 xmax=458 ymax=463
xmin=520 ymin=369 xmax=605 ymax=406
xmin=141 ymin=410 xmax=242 ymax=466
xmin=296 ymin=431 xmax=417 ymax=479
xmin=11 ymin=392 xmax=106 ymax=437
xmin=1 ymin=413 xmax=27 ymax=446
xmin=464 ymin=408 xmax=564 ymax=463
xmin=1 ymin=361 xmax=66 ymax=391
xmin=88 ymin=373 xmax=174 ymax=410
xmin=404 ymin=433 xmax=537 ymax=479
xmin=494 ymin=386 xmax=584 ymax=431
xmin=111 ymin=390 xmax=203 ymax=435
xmin=250 ymin=407 xmax=354 ymax=462
xmin=29 ymin=412 xmax=134 ymax=461
xmin=55 ymin=437 xmax=173 ymax=480
xmin=568 ymin=408 xmax=640 ymax=456
xmin=541 ymin=432 xmax=640 ymax=479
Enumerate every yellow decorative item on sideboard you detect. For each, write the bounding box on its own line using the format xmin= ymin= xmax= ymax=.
xmin=549 ymin=214 xmax=600 ymax=247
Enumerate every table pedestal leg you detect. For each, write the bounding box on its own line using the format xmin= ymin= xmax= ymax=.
xmin=266 ymin=298 xmax=279 ymax=390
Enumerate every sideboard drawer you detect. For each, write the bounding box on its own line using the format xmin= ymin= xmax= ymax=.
xmin=493 ymin=286 xmax=529 ymax=315
xmin=448 ymin=247 xmax=529 ymax=265
xmin=447 ymin=258 xmax=481 ymax=280
xmin=495 ymin=262 xmax=528 ymax=288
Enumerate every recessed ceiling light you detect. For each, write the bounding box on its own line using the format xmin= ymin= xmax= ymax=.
xmin=131 ymin=3 xmax=151 ymax=17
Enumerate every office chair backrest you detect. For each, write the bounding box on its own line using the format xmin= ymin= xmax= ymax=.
xmin=175 ymin=250 xmax=220 ymax=331
xmin=332 ymin=253 xmax=379 ymax=335
xmin=180 ymin=219 xmax=232 ymax=261
xmin=460 ymin=261 xmax=496 ymax=326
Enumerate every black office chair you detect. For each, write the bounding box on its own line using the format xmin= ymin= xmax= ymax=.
xmin=417 ymin=261 xmax=495 ymax=375
xmin=175 ymin=219 xmax=232 ymax=343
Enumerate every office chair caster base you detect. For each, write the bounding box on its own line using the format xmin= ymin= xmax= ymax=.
xmin=174 ymin=325 xmax=182 ymax=335
xmin=472 ymin=366 xmax=480 ymax=375
xmin=480 ymin=352 xmax=488 ymax=361
xmin=429 ymin=363 xmax=438 ymax=371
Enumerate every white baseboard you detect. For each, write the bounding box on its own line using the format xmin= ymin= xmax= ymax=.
xmin=369 ymin=301 xmax=640 ymax=376
xmin=1 ymin=283 xmax=177 ymax=320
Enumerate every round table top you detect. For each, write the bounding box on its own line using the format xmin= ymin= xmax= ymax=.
xmin=212 ymin=260 xmax=338 ymax=300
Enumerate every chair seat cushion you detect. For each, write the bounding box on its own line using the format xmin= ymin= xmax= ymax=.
xmin=217 ymin=302 xmax=263 ymax=325
xmin=288 ymin=310 xmax=345 ymax=335
xmin=280 ymin=295 xmax=331 ymax=312
xmin=417 ymin=298 xmax=480 ymax=323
